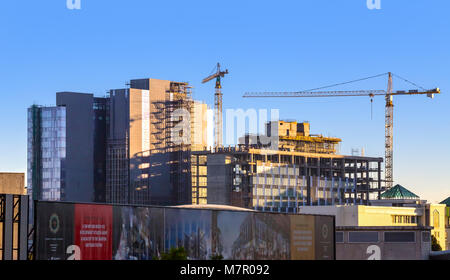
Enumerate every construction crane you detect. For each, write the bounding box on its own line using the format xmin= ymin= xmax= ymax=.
xmin=202 ymin=63 xmax=229 ymax=148
xmin=243 ymin=72 xmax=440 ymax=189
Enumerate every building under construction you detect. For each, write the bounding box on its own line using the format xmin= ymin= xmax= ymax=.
xmin=191 ymin=120 xmax=384 ymax=213
xmin=106 ymin=78 xmax=207 ymax=206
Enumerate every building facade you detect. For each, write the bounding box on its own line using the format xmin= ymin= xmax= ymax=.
xmin=28 ymin=78 xmax=207 ymax=207
xmin=298 ymin=204 xmax=434 ymax=259
xmin=441 ymin=197 xmax=450 ymax=251
xmin=191 ymin=120 xmax=384 ymax=211
xmin=27 ymin=92 xmax=108 ymax=203
xmin=106 ymin=79 xmax=195 ymax=206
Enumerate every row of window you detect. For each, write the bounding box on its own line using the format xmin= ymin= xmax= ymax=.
xmin=335 ymin=231 xmax=429 ymax=243
xmin=192 ymin=188 xmax=207 ymax=197
xmin=392 ymin=215 xmax=418 ymax=224
xmin=192 ymin=198 xmax=207 ymax=205
xmin=255 ymin=167 xmax=301 ymax=176
xmin=191 ymin=166 xmax=207 ymax=176
xmin=190 ymin=155 xmax=207 ymax=165
xmin=192 ymin=177 xmax=207 ymax=186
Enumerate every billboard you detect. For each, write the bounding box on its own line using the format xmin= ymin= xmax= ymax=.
xmin=165 ymin=209 xmax=212 ymax=260
xmin=113 ymin=206 xmax=163 ymax=260
xmin=35 ymin=201 xmax=334 ymax=260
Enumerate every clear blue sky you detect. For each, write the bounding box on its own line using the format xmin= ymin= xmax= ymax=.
xmin=0 ymin=0 xmax=449 ymax=202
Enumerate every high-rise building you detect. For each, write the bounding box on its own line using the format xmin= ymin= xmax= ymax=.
xmin=27 ymin=92 xmax=108 ymax=203
xmin=28 ymin=78 xmax=208 ymax=207
xmin=106 ymin=78 xmax=195 ymax=206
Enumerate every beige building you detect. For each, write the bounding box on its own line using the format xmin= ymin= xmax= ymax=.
xmin=439 ymin=197 xmax=450 ymax=251
xmin=299 ymin=202 xmax=448 ymax=251
xmin=190 ymin=101 xmax=209 ymax=151
xmin=299 ymin=205 xmax=419 ymax=227
xmin=427 ymin=203 xmax=447 ymax=250
xmin=298 ymin=204 xmax=434 ymax=259
xmin=297 ymin=196 xmax=448 ymax=259
xmin=0 ymin=173 xmax=25 ymax=195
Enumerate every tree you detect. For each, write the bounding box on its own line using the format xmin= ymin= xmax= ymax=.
xmin=159 ymin=247 xmax=189 ymax=260
xmin=210 ymin=254 xmax=224 ymax=260
xmin=431 ymin=234 xmax=442 ymax=251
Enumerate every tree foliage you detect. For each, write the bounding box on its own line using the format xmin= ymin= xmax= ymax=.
xmin=210 ymin=254 xmax=224 ymax=260
xmin=159 ymin=247 xmax=188 ymax=260
xmin=431 ymin=234 xmax=442 ymax=251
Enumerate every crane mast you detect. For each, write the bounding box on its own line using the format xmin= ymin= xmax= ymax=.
xmin=385 ymin=72 xmax=394 ymax=188
xmin=202 ymin=63 xmax=229 ymax=148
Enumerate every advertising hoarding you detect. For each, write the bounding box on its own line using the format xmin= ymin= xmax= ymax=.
xmin=34 ymin=201 xmax=334 ymax=260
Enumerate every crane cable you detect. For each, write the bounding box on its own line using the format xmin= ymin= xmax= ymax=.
xmin=301 ymin=72 xmax=426 ymax=92
xmin=300 ymin=72 xmax=389 ymax=92
xmin=391 ymin=73 xmax=427 ymax=91
xmin=297 ymin=72 xmax=427 ymax=121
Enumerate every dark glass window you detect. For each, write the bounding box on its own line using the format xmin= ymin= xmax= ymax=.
xmin=348 ymin=232 xmax=379 ymax=243
xmin=384 ymin=232 xmax=415 ymax=243
xmin=336 ymin=232 xmax=344 ymax=243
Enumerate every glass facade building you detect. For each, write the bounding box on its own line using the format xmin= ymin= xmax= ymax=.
xmin=28 ymin=92 xmax=109 ymax=204
xmin=27 ymin=106 xmax=66 ymax=201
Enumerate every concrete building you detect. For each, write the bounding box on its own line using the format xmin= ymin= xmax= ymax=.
xmin=298 ymin=205 xmax=433 ymax=259
xmin=0 ymin=173 xmax=25 ymax=195
xmin=297 ymin=185 xmax=448 ymax=259
xmin=191 ymin=120 xmax=383 ymax=211
xmin=373 ymin=184 xmax=447 ymax=250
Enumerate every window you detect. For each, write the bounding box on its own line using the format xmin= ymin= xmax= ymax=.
xmin=384 ymin=232 xmax=415 ymax=243
xmin=336 ymin=232 xmax=344 ymax=243
xmin=348 ymin=232 xmax=379 ymax=243
xmin=433 ymin=210 xmax=440 ymax=229
xmin=198 ymin=188 xmax=207 ymax=197
xmin=199 ymin=166 xmax=207 ymax=176
xmin=198 ymin=177 xmax=207 ymax=186
xmin=392 ymin=215 xmax=417 ymax=224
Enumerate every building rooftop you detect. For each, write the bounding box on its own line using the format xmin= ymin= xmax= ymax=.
xmin=440 ymin=197 xmax=450 ymax=207
xmin=381 ymin=184 xmax=420 ymax=200
xmin=173 ymin=204 xmax=254 ymax=212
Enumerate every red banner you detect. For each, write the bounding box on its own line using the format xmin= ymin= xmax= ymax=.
xmin=74 ymin=204 xmax=113 ymax=260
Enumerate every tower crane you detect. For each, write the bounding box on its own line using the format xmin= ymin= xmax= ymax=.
xmin=202 ymin=63 xmax=229 ymax=148
xmin=243 ymin=72 xmax=440 ymax=189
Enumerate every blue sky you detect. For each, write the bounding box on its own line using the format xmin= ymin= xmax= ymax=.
xmin=0 ymin=0 xmax=449 ymax=202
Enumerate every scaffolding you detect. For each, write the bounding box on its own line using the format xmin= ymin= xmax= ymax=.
xmin=0 ymin=195 xmax=29 ymax=260
xmin=166 ymin=82 xmax=193 ymax=205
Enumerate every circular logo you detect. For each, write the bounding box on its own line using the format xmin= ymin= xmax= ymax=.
xmin=322 ymin=224 xmax=329 ymax=239
xmin=49 ymin=213 xmax=60 ymax=234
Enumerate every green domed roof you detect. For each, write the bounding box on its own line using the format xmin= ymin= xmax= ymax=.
xmin=440 ymin=197 xmax=450 ymax=207
xmin=380 ymin=184 xmax=419 ymax=200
